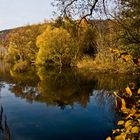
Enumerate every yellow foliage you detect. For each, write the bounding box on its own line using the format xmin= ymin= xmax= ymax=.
xmin=118 ymin=120 xmax=124 ymax=125
xmin=112 ymin=129 xmax=121 ymax=134
xmin=121 ymin=98 xmax=127 ymax=111
xmin=126 ymin=107 xmax=136 ymax=119
xmin=110 ymin=48 xmax=120 ymax=54
xmin=36 ymin=26 xmax=79 ymax=66
xmin=115 ymin=133 xmax=126 ymax=140
xmin=121 ymin=54 xmax=133 ymax=61
xmin=10 ymin=69 xmax=14 ymax=77
xmin=106 ymin=137 xmax=111 ymax=140
xmin=126 ymin=125 xmax=132 ymax=133
xmin=131 ymin=126 xmax=139 ymax=133
xmin=125 ymin=86 xmax=132 ymax=96
xmin=137 ymin=88 xmax=140 ymax=94
xmin=112 ymin=83 xmax=140 ymax=140
xmin=114 ymin=91 xmax=119 ymax=98
xmin=125 ymin=120 xmax=133 ymax=129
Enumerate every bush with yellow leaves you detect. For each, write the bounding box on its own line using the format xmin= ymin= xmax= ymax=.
xmin=106 ymin=82 xmax=140 ymax=140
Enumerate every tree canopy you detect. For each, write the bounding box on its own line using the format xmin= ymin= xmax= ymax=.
xmin=36 ymin=26 xmax=79 ymax=67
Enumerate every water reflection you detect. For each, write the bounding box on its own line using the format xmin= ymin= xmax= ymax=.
xmin=0 ymin=61 xmax=138 ymax=140
xmin=0 ymin=63 xmax=137 ymax=108
xmin=0 ymin=61 xmax=11 ymax=83
xmin=6 ymin=67 xmax=124 ymax=109
xmin=9 ymin=69 xmax=39 ymax=104
xmin=37 ymin=67 xmax=99 ymax=108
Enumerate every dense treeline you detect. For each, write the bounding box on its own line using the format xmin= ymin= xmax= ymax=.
xmin=0 ymin=19 xmax=101 ymax=70
xmin=0 ymin=18 xmax=138 ymax=73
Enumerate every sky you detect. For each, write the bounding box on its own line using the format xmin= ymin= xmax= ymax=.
xmin=0 ymin=0 xmax=54 ymax=30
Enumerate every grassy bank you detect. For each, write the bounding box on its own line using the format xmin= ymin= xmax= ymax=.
xmin=77 ymin=52 xmax=139 ymax=74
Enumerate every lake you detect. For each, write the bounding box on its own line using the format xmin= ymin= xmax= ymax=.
xmin=0 ymin=61 xmax=137 ymax=140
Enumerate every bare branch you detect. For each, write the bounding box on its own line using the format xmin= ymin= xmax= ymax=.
xmin=78 ymin=0 xmax=99 ymax=24
xmin=63 ymin=0 xmax=77 ymax=17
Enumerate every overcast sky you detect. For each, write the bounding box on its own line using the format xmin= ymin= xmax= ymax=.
xmin=0 ymin=0 xmax=54 ymax=30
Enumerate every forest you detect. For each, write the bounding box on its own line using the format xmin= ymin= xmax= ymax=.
xmin=0 ymin=0 xmax=140 ymax=139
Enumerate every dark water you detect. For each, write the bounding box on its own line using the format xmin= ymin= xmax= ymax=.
xmin=0 ymin=62 xmax=138 ymax=140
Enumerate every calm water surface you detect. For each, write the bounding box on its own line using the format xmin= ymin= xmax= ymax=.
xmin=0 ymin=61 xmax=137 ymax=140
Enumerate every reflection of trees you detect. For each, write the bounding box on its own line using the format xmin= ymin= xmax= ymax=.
xmin=10 ymin=68 xmax=39 ymax=86
xmin=0 ymin=82 xmax=4 ymax=95
xmin=79 ymin=70 xmax=138 ymax=90
xmin=95 ymin=74 xmax=135 ymax=90
xmin=5 ymin=66 xmax=137 ymax=109
xmin=8 ymin=67 xmax=98 ymax=108
xmin=0 ymin=106 xmax=10 ymax=140
xmin=36 ymin=67 xmax=98 ymax=108
xmin=9 ymin=69 xmax=39 ymax=103
xmin=0 ymin=61 xmax=12 ymax=83
xmin=92 ymin=90 xmax=116 ymax=114
xmin=0 ymin=61 xmax=11 ymax=75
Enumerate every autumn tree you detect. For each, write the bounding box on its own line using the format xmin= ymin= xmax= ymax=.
xmin=36 ymin=26 xmax=79 ymax=67
xmin=5 ymin=24 xmax=47 ymax=63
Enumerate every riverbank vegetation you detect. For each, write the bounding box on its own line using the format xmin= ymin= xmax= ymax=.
xmin=0 ymin=19 xmax=139 ymax=73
